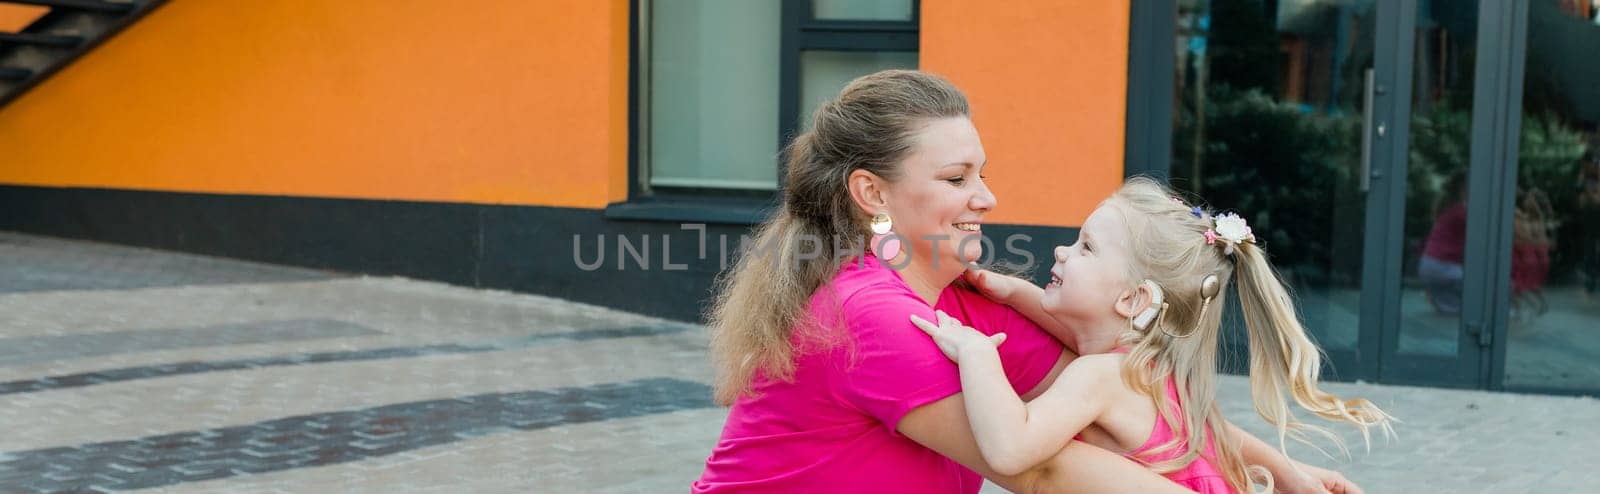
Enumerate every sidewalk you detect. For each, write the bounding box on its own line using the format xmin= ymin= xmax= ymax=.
xmin=0 ymin=232 xmax=1594 ymax=493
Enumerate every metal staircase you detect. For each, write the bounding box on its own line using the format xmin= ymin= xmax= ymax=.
xmin=0 ymin=0 xmax=163 ymax=108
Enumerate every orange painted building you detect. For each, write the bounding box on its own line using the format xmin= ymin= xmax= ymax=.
xmin=0 ymin=0 xmax=1129 ymax=321
xmin=0 ymin=0 xmax=1125 ymax=224
xmin=6 ymin=0 xmax=1594 ymax=393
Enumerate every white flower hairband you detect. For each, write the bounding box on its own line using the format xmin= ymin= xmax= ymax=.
xmin=1176 ymin=197 xmax=1256 ymax=256
xmin=1203 ymin=212 xmax=1256 ymax=256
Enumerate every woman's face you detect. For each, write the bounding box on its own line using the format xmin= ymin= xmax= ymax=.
xmin=1041 ymin=204 xmax=1137 ymax=328
xmin=881 ymin=117 xmax=995 ymax=270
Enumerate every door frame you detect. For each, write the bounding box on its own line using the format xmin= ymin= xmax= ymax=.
xmin=1363 ymin=0 xmax=1493 ymax=388
xmin=1359 ymin=0 xmax=1414 ymax=385
xmin=1368 ymin=0 xmax=1532 ymax=389
xmin=1468 ymin=0 xmax=1528 ymax=392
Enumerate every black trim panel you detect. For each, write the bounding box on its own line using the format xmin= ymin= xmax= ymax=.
xmin=0 ymin=185 xmax=1081 ymax=322
xmin=1123 ymin=0 xmax=1175 ymax=181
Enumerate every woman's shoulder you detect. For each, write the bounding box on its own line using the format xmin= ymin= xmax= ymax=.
xmin=820 ymin=259 xmax=925 ymax=310
xmin=832 ymin=271 xmax=1026 ymax=333
xmin=934 ymin=282 xmax=1028 ymax=327
xmin=803 ymin=260 xmax=929 ymax=340
xmin=935 ymin=281 xmax=1000 ymax=306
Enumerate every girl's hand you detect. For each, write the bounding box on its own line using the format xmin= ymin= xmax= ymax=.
xmin=1280 ymin=461 xmax=1362 ymax=494
xmin=910 ymin=310 xmax=1007 ymax=362
xmin=963 ymin=269 xmax=1024 ymax=304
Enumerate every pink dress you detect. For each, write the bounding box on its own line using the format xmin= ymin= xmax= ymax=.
xmin=1125 ymin=377 xmax=1235 ymax=493
xmin=692 ymin=254 xmax=1067 ymax=493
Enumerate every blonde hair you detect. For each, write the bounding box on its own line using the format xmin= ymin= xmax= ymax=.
xmin=1109 ymin=177 xmax=1394 ymax=493
xmin=706 ymin=70 xmax=970 ymax=405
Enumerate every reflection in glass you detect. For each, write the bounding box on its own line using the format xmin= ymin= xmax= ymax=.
xmin=1173 ymin=0 xmax=1376 ymax=358
xmin=1398 ymin=1 xmax=1480 ymax=356
xmin=1504 ymin=0 xmax=1600 ymax=391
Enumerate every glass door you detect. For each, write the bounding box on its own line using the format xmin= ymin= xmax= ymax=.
xmin=1495 ymin=0 xmax=1600 ymax=395
xmin=1171 ymin=0 xmax=1493 ymax=386
xmin=1172 ymin=0 xmax=1384 ymax=380
xmin=1368 ymin=0 xmax=1487 ymax=387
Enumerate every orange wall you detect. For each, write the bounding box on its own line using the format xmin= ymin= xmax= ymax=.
xmin=0 ymin=0 xmax=1129 ymax=223
xmin=0 ymin=4 xmax=47 ymax=32
xmin=922 ymin=0 xmax=1130 ymax=228
xmin=0 ymin=0 xmax=630 ymax=208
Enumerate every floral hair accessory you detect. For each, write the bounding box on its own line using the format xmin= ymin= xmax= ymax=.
xmin=1205 ymin=212 xmax=1256 ymax=256
xmin=1191 ymin=206 xmax=1204 ymax=219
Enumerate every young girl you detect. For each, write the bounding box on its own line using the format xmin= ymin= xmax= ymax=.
xmin=912 ymin=177 xmax=1394 ymax=493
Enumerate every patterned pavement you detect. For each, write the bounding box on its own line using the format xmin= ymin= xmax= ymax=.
xmin=0 ymin=231 xmax=1595 ymax=493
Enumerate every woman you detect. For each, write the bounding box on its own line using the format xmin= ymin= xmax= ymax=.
xmin=691 ymin=70 xmax=1355 ymax=493
xmin=1420 ymin=171 xmax=1468 ymax=315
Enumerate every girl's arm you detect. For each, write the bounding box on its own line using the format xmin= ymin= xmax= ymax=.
xmin=898 ymin=392 xmax=1189 ymax=494
xmin=964 ymin=270 xmax=1073 ymax=338
xmin=966 ymin=271 xmax=1362 ymax=494
xmin=912 ymin=311 xmax=1119 ymax=476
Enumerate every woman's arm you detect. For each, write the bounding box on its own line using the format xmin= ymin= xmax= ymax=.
xmin=913 ymin=311 xmax=1119 ymax=476
xmin=1225 ymin=421 xmax=1363 ymax=494
xmin=899 ymin=393 xmax=1188 ymax=494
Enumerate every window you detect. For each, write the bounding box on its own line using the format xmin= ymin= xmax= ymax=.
xmin=629 ymin=0 xmax=919 ymax=213
xmin=643 ymin=1 xmax=782 ymax=192
xmin=812 ymin=0 xmax=915 ymax=22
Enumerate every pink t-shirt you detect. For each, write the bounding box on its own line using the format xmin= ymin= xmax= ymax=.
xmin=1423 ymin=202 xmax=1467 ymax=263
xmin=692 ymin=255 xmax=1067 ymax=493
xmin=1127 ymin=377 xmax=1232 ymax=493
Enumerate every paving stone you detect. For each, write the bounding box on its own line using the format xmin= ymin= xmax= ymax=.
xmin=0 ymin=232 xmax=337 ymax=294
xmin=0 ymin=319 xmax=383 ymax=367
xmin=1 ymin=231 xmax=1595 ymax=493
xmin=0 ymin=378 xmax=712 ymax=491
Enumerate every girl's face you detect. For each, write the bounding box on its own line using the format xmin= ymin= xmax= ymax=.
xmin=881 ymin=117 xmax=996 ymax=269
xmin=1042 ymin=203 xmax=1138 ymax=331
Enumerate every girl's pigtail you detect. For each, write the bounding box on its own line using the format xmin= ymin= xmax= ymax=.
xmin=1232 ymin=242 xmax=1396 ymax=457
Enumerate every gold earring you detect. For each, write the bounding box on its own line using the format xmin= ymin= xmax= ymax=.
xmin=870 ymin=213 xmax=893 ymax=235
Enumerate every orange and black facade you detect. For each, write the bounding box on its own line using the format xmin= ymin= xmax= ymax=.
xmin=0 ymin=0 xmax=1129 ymax=316
xmin=2 ymin=1 xmax=1597 ymax=395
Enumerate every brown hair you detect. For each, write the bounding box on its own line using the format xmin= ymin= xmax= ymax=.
xmin=706 ymin=70 xmax=970 ymax=405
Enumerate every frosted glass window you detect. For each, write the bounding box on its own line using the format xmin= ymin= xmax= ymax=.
xmin=647 ymin=0 xmax=781 ymax=190
xmin=813 ymin=0 xmax=914 ymax=21
xmin=798 ymin=51 xmax=919 ymax=129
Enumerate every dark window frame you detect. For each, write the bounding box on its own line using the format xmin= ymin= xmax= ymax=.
xmin=610 ymin=0 xmax=919 ymax=225
xmin=1123 ymin=0 xmax=1176 ymax=182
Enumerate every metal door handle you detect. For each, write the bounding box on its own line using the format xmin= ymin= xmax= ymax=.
xmin=1360 ymin=68 xmax=1376 ymax=192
